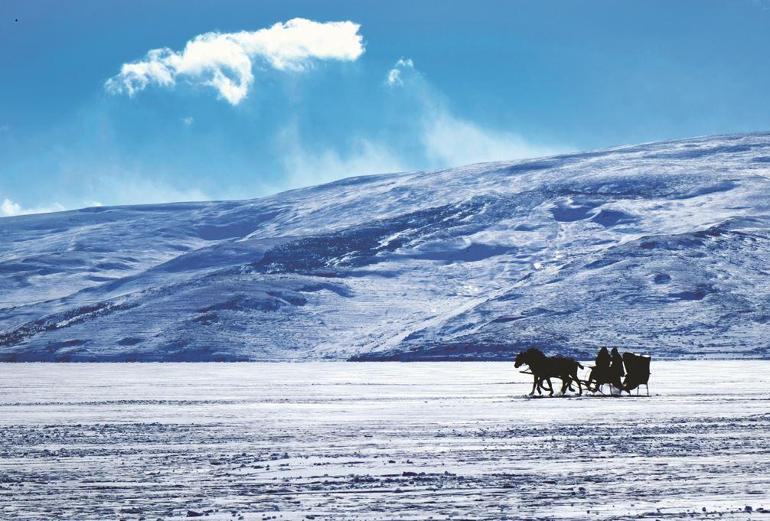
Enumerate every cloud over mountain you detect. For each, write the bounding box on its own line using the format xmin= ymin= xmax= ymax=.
xmin=105 ymin=18 xmax=365 ymax=104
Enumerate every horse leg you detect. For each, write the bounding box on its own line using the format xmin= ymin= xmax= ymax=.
xmin=586 ymin=369 xmax=599 ymax=393
xmin=569 ymin=369 xmax=582 ymax=396
xmin=534 ymin=376 xmax=550 ymax=395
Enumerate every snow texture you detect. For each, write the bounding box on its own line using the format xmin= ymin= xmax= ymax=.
xmin=0 ymin=361 xmax=768 ymax=519
xmin=2 ymin=133 xmax=770 ymax=361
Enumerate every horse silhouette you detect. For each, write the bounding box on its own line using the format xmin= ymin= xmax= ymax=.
xmin=514 ymin=348 xmax=583 ymax=396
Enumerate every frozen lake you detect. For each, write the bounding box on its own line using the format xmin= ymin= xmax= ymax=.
xmin=1 ymin=361 xmax=769 ymax=520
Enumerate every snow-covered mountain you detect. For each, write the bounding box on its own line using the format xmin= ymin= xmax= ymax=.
xmin=2 ymin=133 xmax=770 ymax=361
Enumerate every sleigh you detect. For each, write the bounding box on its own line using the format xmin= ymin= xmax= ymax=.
xmin=582 ymin=352 xmax=651 ymax=396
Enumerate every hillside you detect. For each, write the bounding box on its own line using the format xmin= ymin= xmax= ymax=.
xmin=1 ymin=133 xmax=770 ymax=361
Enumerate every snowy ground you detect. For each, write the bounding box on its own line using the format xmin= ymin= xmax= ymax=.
xmin=1 ymin=361 xmax=769 ymax=520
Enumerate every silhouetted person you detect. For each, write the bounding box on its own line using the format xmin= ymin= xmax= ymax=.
xmin=610 ymin=348 xmax=624 ymax=375
xmin=609 ymin=347 xmax=625 ymax=388
xmin=585 ymin=347 xmax=611 ymax=392
xmin=595 ymin=347 xmax=610 ymax=371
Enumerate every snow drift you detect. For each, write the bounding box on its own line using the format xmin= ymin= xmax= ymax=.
xmin=2 ymin=133 xmax=770 ymax=361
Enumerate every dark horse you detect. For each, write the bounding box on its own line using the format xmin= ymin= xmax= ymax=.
xmin=515 ymin=348 xmax=583 ymax=396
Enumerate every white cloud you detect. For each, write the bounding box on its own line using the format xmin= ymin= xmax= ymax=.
xmin=0 ymin=198 xmax=21 ymax=216
xmin=79 ymin=168 xmax=211 ymax=206
xmin=182 ymin=116 xmax=194 ymax=126
xmin=1 ymin=198 xmax=66 ymax=217
xmin=420 ymin=111 xmax=560 ymax=166
xmin=106 ymin=18 xmax=365 ymax=105
xmin=275 ymin=124 xmax=408 ymax=190
xmin=384 ymin=58 xmax=566 ymax=166
xmin=386 ymin=57 xmax=414 ymax=87
xmin=1 ymin=169 xmax=209 ymax=218
xmin=108 ymin=178 xmax=210 ymax=205
xmin=270 ymin=59 xmax=565 ymax=191
xmin=386 ymin=68 xmax=402 ymax=87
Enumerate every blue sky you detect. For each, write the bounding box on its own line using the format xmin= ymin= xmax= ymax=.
xmin=2 ymin=0 xmax=770 ymax=215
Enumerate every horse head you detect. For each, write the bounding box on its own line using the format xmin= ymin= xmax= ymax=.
xmin=515 ymin=347 xmax=544 ymax=368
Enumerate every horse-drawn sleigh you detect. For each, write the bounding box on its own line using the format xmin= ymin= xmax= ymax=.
xmin=514 ymin=347 xmax=651 ymax=397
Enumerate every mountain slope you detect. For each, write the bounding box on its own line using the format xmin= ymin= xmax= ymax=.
xmin=2 ymin=133 xmax=770 ymax=361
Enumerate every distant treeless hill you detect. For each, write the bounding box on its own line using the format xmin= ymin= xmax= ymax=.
xmin=2 ymin=133 xmax=770 ymax=361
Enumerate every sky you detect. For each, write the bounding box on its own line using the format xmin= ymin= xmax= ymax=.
xmin=1 ymin=0 xmax=770 ymax=215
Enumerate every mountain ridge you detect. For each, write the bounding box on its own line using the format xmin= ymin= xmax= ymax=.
xmin=2 ymin=132 xmax=770 ymax=361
